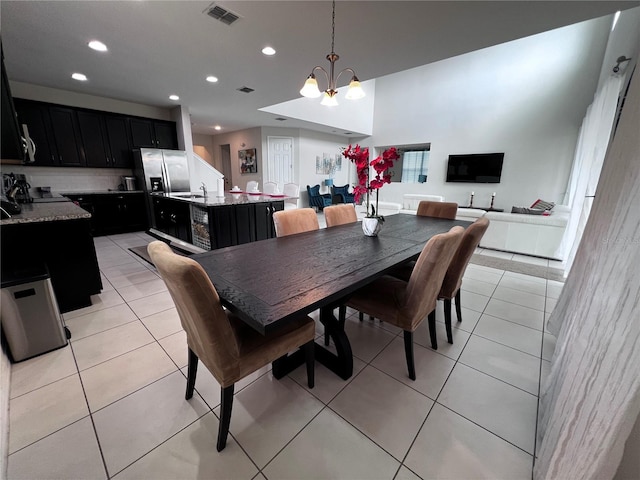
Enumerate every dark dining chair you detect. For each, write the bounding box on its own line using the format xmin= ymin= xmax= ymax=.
xmin=147 ymin=241 xmax=315 ymax=452
xmin=273 ymin=207 xmax=319 ymax=237
xmin=389 ymin=217 xmax=490 ymax=348
xmin=331 ymin=184 xmax=355 ymax=204
xmin=416 ymin=200 xmax=459 ymax=219
xmin=341 ymin=227 xmax=464 ymax=380
xmin=307 ymin=184 xmax=332 ymax=211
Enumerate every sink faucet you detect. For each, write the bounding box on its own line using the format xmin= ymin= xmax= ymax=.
xmin=200 ymin=182 xmax=207 ymax=198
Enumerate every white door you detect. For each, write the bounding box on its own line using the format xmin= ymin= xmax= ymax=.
xmin=267 ymin=137 xmax=294 ymax=187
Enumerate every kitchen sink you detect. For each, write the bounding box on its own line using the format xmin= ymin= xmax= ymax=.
xmin=173 ymin=193 xmax=205 ymax=199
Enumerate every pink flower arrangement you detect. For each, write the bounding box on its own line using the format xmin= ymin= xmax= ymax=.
xmin=342 ymin=144 xmax=400 ymax=218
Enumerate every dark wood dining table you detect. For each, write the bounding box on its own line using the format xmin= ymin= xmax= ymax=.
xmin=193 ymin=213 xmax=471 ymax=379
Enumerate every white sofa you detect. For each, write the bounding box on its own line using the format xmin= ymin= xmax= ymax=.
xmin=397 ymin=193 xmax=569 ymax=260
xmin=399 ymin=194 xmax=445 ymax=214
xmin=480 ymin=207 xmax=569 ymax=260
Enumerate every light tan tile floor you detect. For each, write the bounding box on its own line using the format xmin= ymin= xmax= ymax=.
xmin=7 ymin=231 xmax=563 ymax=479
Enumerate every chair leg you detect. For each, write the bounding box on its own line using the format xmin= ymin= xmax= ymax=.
xmin=428 ymin=310 xmax=437 ymax=350
xmin=444 ymin=299 xmax=453 ymax=344
xmin=403 ymin=331 xmax=416 ymax=381
xmin=455 ymin=290 xmax=463 ymax=322
xmin=304 ymin=340 xmax=315 ymax=389
xmin=185 ymin=348 xmax=198 ymax=400
xmin=217 ymin=384 xmax=235 ymax=452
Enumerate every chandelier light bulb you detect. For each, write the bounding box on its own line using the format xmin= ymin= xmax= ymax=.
xmin=300 ymin=74 xmax=322 ymax=98
xmin=320 ymin=92 xmax=339 ymax=107
xmin=345 ymin=77 xmax=365 ymax=100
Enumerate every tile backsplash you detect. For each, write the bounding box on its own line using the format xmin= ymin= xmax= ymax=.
xmin=1 ymin=166 xmax=134 ymax=193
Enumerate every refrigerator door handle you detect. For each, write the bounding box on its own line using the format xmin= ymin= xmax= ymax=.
xmin=161 ymin=158 xmax=171 ymax=194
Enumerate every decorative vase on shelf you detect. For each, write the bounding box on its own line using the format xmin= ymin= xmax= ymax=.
xmin=362 ymin=217 xmax=383 ymax=237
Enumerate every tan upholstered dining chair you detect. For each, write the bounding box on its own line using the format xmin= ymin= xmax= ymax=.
xmin=416 ymin=200 xmax=459 ymax=219
xmin=390 ymin=217 xmax=490 ymax=349
xmin=343 ymin=227 xmax=464 ymax=380
xmin=147 ymin=241 xmax=315 ymax=452
xmin=324 ymin=203 xmax=358 ymax=228
xmin=272 ymin=207 xmax=319 ymax=237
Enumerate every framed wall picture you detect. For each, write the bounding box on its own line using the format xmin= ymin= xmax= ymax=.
xmin=239 ymin=148 xmax=258 ymax=174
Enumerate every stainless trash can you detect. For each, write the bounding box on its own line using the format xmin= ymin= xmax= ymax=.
xmin=1 ymin=265 xmax=68 ymax=362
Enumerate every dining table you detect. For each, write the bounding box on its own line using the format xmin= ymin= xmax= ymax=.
xmin=193 ymin=213 xmax=471 ymax=380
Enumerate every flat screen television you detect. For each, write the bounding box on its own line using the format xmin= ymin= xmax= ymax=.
xmin=446 ymin=153 xmax=504 ymax=183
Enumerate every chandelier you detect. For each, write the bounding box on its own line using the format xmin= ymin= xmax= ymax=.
xmin=299 ymin=0 xmax=365 ymax=106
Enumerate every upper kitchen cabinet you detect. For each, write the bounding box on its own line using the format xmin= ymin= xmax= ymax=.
xmin=77 ymin=111 xmax=132 ymax=168
xmin=13 ymin=98 xmax=57 ymax=166
xmin=130 ymin=118 xmax=178 ymax=150
xmin=48 ymin=106 xmax=85 ymax=166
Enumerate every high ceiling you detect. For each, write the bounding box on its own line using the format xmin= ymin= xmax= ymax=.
xmin=1 ymin=1 xmax=637 ymax=135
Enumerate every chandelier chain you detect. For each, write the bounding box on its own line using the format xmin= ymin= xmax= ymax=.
xmin=331 ymin=0 xmax=336 ymax=54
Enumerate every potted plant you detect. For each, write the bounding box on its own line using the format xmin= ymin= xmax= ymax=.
xmin=342 ymin=144 xmax=399 ymax=236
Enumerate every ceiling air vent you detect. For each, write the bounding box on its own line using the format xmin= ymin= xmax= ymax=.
xmin=205 ymin=3 xmax=240 ymax=25
xmin=237 ymin=86 xmax=254 ymax=93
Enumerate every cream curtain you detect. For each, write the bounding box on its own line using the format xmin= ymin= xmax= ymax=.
xmin=556 ymin=74 xmax=623 ymax=273
xmin=535 ymin=71 xmax=640 ymax=479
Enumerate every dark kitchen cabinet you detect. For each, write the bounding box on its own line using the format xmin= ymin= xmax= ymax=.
xmin=77 ymin=111 xmax=109 ymax=167
xmin=152 ymin=196 xmax=191 ymax=243
xmin=255 ymin=201 xmax=283 ymax=240
xmin=104 ymin=116 xmax=133 ymax=168
xmin=14 ymin=98 xmax=177 ymax=168
xmin=13 ymin=98 xmax=57 ymax=166
xmin=48 ymin=106 xmax=85 ymax=166
xmin=67 ymin=193 xmax=147 ymax=236
xmin=130 ymin=118 xmax=178 ymax=149
xmin=1 ymin=218 xmax=102 ymax=313
xmin=77 ymin=112 xmax=133 ymax=168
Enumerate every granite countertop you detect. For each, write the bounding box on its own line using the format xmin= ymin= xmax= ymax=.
xmin=1 ymin=201 xmax=91 ymax=225
xmin=158 ymin=192 xmax=289 ymax=207
xmin=60 ymin=190 xmax=145 ymax=195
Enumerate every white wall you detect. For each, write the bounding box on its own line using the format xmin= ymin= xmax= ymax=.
xmin=296 ymin=129 xmax=351 ymax=204
xmin=211 ymin=127 xmax=262 ymax=191
xmin=369 ymin=15 xmax=611 ymax=210
xmin=192 ymin=133 xmax=215 ymax=167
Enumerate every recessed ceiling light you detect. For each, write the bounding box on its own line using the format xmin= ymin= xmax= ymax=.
xmin=214 ymin=125 xmax=222 ymax=131
xmin=262 ymin=46 xmax=276 ymax=56
xmin=88 ymin=40 xmax=108 ymax=52
xmin=72 ymin=73 xmax=88 ymax=81
xmin=206 ymin=76 xmax=219 ymax=83
xmin=169 ymin=95 xmax=180 ymax=101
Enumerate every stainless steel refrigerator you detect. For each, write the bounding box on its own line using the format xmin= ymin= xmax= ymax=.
xmin=133 ymin=148 xmax=191 ymax=228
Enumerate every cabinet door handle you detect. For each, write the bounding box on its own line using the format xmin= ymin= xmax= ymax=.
xmin=51 ymin=154 xmax=55 ymax=162
xmin=59 ymin=155 xmax=63 ymax=162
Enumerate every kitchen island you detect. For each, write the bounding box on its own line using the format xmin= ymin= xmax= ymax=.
xmin=149 ymin=192 xmax=285 ymax=250
xmin=1 ymin=201 xmax=102 ymax=313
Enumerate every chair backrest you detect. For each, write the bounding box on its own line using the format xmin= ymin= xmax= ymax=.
xmin=307 ymin=184 xmax=320 ymax=197
xmin=272 ymin=208 xmax=319 ymax=237
xmin=147 ymin=241 xmax=240 ymax=383
xmin=246 ymin=181 xmax=258 ymax=192
xmin=283 ymin=183 xmax=299 ymax=197
xmin=324 ymin=204 xmax=357 ymax=227
xmin=263 ymin=181 xmax=278 ymax=195
xmin=402 ymin=226 xmax=464 ymax=330
xmin=332 ymin=185 xmax=348 ymax=196
xmin=416 ymin=200 xmax=458 ymax=219
xmin=440 ymin=217 xmax=490 ymax=299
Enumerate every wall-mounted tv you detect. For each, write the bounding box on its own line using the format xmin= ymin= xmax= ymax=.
xmin=446 ymin=153 xmax=504 ymax=183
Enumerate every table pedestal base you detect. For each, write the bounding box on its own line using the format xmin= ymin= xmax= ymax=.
xmin=272 ymin=304 xmax=353 ymax=380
